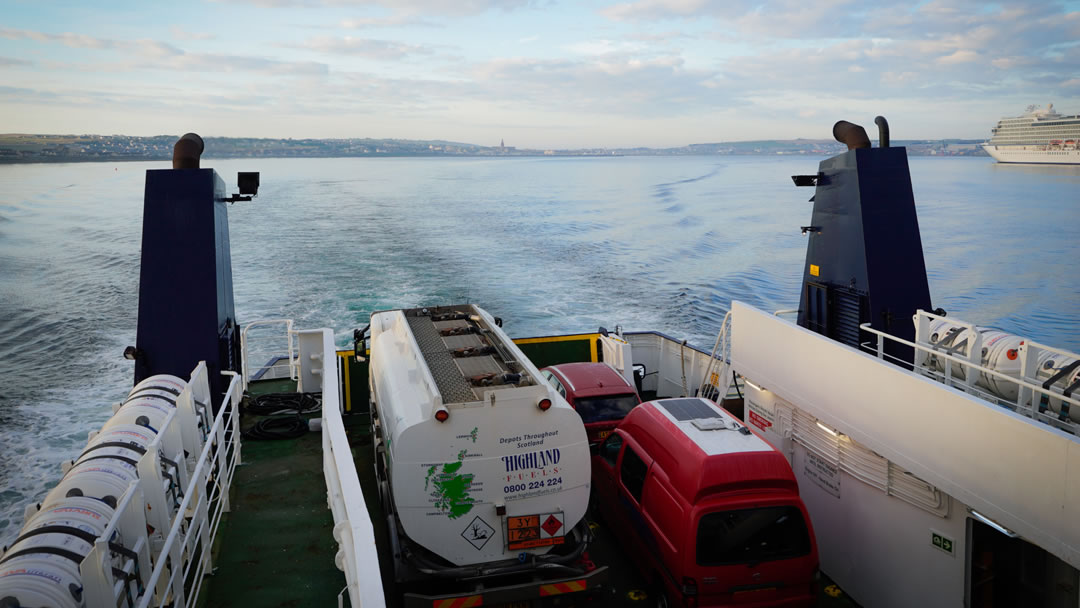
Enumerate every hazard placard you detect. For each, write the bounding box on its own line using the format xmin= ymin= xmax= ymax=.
xmin=507 ymin=511 xmax=565 ymax=550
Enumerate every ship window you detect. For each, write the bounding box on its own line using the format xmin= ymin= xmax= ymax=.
xmin=696 ymin=506 xmax=811 ymax=566
xmin=620 ymin=445 xmax=647 ymax=503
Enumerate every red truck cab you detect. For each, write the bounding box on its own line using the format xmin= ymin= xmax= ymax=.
xmin=540 ymin=362 xmax=641 ymax=444
xmin=592 ymin=398 xmax=818 ymax=607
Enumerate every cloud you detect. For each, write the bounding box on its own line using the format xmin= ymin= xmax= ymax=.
xmin=0 ymin=56 xmax=33 ymax=67
xmin=600 ymin=0 xmax=731 ymax=22
xmin=157 ymin=52 xmax=328 ymax=75
xmin=625 ymin=30 xmax=696 ymax=43
xmin=625 ymin=0 xmax=1080 ymax=115
xmin=0 ymin=28 xmax=327 ymax=76
xmin=339 ymin=15 xmax=440 ymax=28
xmin=936 ymin=49 xmax=979 ymax=64
xmin=518 ymin=35 xmax=539 ymax=44
xmin=0 ymin=28 xmax=116 ymax=49
xmin=219 ymin=0 xmax=530 ymax=16
xmin=169 ymin=26 xmax=217 ymax=41
xmin=467 ymin=54 xmax=726 ymax=117
xmin=0 ymin=85 xmax=55 ymax=99
xmin=0 ymin=82 xmax=281 ymax=120
xmin=288 ymin=36 xmax=435 ymax=59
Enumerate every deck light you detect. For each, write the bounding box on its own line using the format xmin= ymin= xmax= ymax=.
xmin=538 ymin=398 xmax=552 ymax=411
xmin=743 ymin=379 xmax=765 ymax=392
xmin=969 ymin=509 xmax=1017 ymax=537
xmin=435 ymin=408 xmax=450 ymax=422
xmin=816 ymin=421 xmax=839 ymax=437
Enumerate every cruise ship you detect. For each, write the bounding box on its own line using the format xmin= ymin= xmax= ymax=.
xmin=983 ymin=104 xmax=1080 ymax=164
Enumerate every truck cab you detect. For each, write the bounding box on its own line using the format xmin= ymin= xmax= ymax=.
xmin=592 ymin=398 xmax=818 ymax=607
xmin=540 ymin=362 xmax=641 ymax=444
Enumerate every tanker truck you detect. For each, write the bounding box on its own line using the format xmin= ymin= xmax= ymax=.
xmin=368 ymin=304 xmax=608 ymax=606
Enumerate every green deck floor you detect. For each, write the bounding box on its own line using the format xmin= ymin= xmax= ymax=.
xmin=202 ymin=379 xmax=352 ymax=608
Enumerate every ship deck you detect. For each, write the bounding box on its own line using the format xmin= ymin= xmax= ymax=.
xmin=202 ymin=370 xmax=859 ymax=607
xmin=200 ymin=378 xmax=348 ymax=607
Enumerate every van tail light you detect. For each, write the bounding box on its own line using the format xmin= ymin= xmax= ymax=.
xmin=538 ymin=398 xmax=552 ymax=411
xmin=681 ymin=577 xmax=698 ymax=607
xmin=435 ymin=408 xmax=450 ymax=422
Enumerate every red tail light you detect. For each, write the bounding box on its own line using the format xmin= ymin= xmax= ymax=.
xmin=681 ymin=577 xmax=698 ymax=607
xmin=538 ymin=398 xmax=552 ymax=411
xmin=435 ymin=409 xmax=449 ymax=422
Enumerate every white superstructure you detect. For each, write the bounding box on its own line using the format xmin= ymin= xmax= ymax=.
xmin=728 ymin=302 xmax=1080 ymax=608
xmin=983 ymin=103 xmax=1080 ymax=164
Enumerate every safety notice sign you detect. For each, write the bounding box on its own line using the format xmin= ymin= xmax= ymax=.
xmin=507 ymin=512 xmax=565 ymax=550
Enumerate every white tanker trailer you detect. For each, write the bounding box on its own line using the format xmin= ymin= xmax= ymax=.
xmin=369 ymin=304 xmax=607 ymax=605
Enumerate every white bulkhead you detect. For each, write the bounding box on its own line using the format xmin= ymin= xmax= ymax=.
xmin=369 ymin=305 xmax=590 ymax=566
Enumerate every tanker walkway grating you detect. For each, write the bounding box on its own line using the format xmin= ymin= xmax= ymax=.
xmin=407 ymin=313 xmax=485 ymax=403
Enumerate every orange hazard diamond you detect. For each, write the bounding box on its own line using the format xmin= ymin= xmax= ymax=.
xmin=541 ymin=514 xmax=563 ymax=537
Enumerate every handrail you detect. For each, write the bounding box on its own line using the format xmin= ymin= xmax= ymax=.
xmin=699 ymin=311 xmax=733 ymax=398
xmin=859 ymin=321 xmax=1080 ymax=430
xmin=136 ymin=370 xmax=243 ymax=608
xmin=241 ymin=318 xmax=295 ymax=391
xmin=305 ymin=327 xmax=386 ymax=607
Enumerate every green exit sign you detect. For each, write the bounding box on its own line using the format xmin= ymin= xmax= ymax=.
xmin=931 ymin=531 xmax=955 ymax=556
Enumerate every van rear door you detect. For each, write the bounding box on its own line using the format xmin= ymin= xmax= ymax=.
xmin=689 ymin=500 xmax=817 ymax=606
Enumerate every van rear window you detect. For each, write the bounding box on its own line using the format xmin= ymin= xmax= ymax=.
xmin=696 ymin=506 xmax=811 ymax=566
xmin=574 ymin=394 xmax=639 ymax=423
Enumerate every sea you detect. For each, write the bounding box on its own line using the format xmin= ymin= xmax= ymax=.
xmin=0 ymin=154 xmax=1078 ymax=541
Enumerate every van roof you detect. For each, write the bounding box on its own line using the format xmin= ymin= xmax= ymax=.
xmin=619 ymin=398 xmax=798 ymax=502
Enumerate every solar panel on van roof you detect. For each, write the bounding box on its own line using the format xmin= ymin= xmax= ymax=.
xmin=657 ymin=398 xmax=722 ymax=421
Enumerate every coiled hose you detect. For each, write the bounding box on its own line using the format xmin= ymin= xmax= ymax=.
xmin=242 ymin=393 xmax=321 ymax=440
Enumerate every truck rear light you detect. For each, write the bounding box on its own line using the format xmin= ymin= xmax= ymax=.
xmin=538 ymin=398 xmax=552 ymax=411
xmin=435 ymin=409 xmax=450 ymax=422
xmin=682 ymin=578 xmax=699 ymax=600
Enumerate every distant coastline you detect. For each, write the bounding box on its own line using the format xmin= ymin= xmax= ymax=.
xmin=0 ymin=134 xmax=989 ymax=164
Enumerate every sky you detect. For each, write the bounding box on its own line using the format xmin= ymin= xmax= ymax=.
xmin=1 ymin=0 xmax=1078 ymax=148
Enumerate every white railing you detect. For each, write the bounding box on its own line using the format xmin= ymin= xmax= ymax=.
xmin=860 ymin=315 xmax=1080 ymax=434
xmin=241 ymin=318 xmax=296 ymax=390
xmin=299 ymin=328 xmax=386 ymax=607
xmin=698 ymin=311 xmax=733 ymax=400
xmin=135 ymin=368 xmax=243 ymax=608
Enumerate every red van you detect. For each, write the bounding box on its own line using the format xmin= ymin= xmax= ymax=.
xmin=540 ymin=362 xmax=641 ymax=444
xmin=592 ymin=398 xmax=818 ymax=607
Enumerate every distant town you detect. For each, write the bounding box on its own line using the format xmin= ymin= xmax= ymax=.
xmin=0 ymin=134 xmax=989 ymax=164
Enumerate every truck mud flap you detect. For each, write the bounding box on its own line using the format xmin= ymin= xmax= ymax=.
xmin=402 ymin=566 xmax=610 ymax=608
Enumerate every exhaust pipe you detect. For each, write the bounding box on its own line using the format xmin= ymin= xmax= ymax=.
xmin=875 ymin=116 xmax=890 ymax=148
xmin=832 ymin=121 xmax=871 ymax=150
xmin=172 ymin=132 xmax=204 ymax=169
